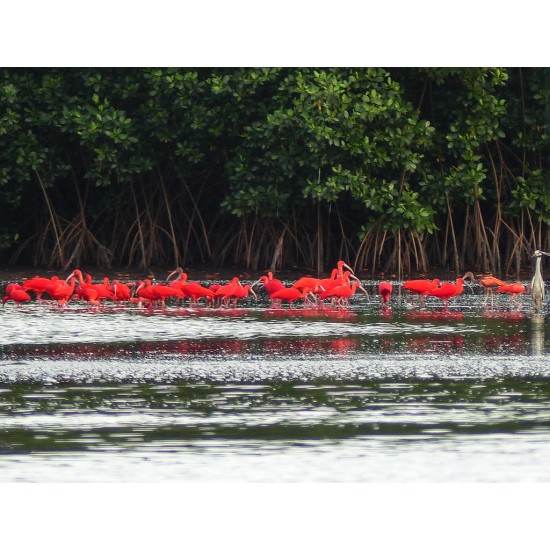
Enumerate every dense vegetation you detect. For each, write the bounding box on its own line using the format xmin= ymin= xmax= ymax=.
xmin=0 ymin=67 xmax=548 ymax=277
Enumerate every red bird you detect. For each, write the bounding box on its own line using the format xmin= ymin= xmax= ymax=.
xmin=76 ymin=286 xmax=102 ymax=306
xmin=136 ymin=280 xmax=156 ymax=307
xmin=3 ymin=283 xmax=31 ymax=307
xmin=320 ymin=271 xmax=366 ymax=303
xmin=167 ymin=268 xmax=216 ymax=306
xmin=403 ymin=278 xmax=441 ymax=307
xmin=428 ymin=275 xmax=470 ymax=310
xmin=323 ymin=281 xmax=368 ymax=307
xmin=251 ymin=272 xmax=286 ymax=307
xmin=214 ymin=277 xmax=242 ymax=308
xmin=144 ymin=280 xmax=181 ymax=308
xmin=497 ymin=283 xmax=526 ymax=307
xmin=292 ymin=276 xmax=322 ymax=292
xmin=378 ymin=281 xmax=393 ymax=304
xmin=67 ymin=269 xmax=115 ymax=301
xmin=270 ymin=287 xmax=312 ymax=308
xmin=182 ymin=282 xmax=216 ymax=305
xmin=167 ymin=268 xmax=188 ymax=292
xmin=45 ymin=277 xmax=77 ymax=306
xmin=223 ymin=283 xmax=257 ymax=308
xmin=111 ymin=280 xmax=133 ymax=302
xmin=319 ymin=260 xmax=354 ymax=292
xmin=22 ymin=275 xmax=59 ymax=301
xmin=252 ymin=272 xmax=285 ymax=296
xmin=473 ymin=275 xmax=507 ymax=306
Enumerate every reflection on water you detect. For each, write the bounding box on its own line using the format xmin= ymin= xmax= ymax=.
xmin=1 ymin=286 xmax=550 ymax=482
xmin=1 ymin=373 xmax=550 ymax=482
xmin=531 ymin=314 xmax=545 ymax=355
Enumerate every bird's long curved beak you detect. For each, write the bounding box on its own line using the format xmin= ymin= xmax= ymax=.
xmin=65 ymin=271 xmax=76 ymax=283
xmin=250 ymin=278 xmax=261 ymax=290
xmin=167 ymin=268 xmax=182 ymax=281
xmin=359 ymin=285 xmax=369 ymax=296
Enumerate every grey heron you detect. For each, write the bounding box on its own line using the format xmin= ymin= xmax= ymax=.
xmin=531 ymin=250 xmax=550 ymax=312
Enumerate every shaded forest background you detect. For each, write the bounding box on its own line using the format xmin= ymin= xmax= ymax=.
xmin=0 ymin=67 xmax=548 ymax=278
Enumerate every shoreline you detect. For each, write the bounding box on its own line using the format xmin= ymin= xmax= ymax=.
xmin=0 ymin=264 xmax=537 ymax=283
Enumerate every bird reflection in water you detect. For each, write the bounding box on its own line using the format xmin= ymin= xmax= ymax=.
xmin=262 ymin=337 xmax=359 ymax=355
xmin=262 ymin=307 xmax=356 ymax=320
xmin=483 ymin=334 xmax=526 ymax=354
xmin=482 ymin=311 xmax=526 ymax=322
xmin=379 ymin=305 xmax=392 ymax=318
xmin=404 ymin=311 xmax=464 ymax=321
xmin=531 ymin=314 xmax=545 ymax=355
xmin=406 ymin=335 xmax=465 ymax=354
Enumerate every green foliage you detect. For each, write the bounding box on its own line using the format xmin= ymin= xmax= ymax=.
xmin=224 ymin=68 xmax=437 ymax=237
xmin=510 ymin=170 xmax=550 ymax=222
xmin=0 ymin=67 xmax=548 ymax=272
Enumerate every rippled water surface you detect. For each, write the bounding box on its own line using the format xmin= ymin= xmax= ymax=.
xmin=1 ymin=282 xmax=550 ymax=482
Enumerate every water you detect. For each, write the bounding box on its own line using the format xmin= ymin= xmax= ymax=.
xmin=1 ymin=282 xmax=550 ymax=482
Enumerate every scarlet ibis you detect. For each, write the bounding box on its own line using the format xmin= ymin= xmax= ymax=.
xmin=428 ymin=274 xmax=472 ymax=310
xmin=320 ymin=260 xmax=354 ymax=292
xmin=319 ymin=269 xmax=340 ymax=291
xmin=46 ymin=277 xmax=77 ymax=306
xmin=141 ymin=279 xmax=181 ymax=309
xmin=252 ymin=272 xmax=285 ymax=295
xmin=214 ymin=277 xmax=242 ymax=308
xmin=403 ymin=278 xmax=441 ymax=308
xmin=531 ymin=250 xmax=550 ymax=312
xmin=76 ymin=287 xmax=102 ymax=307
xmin=67 ymin=269 xmax=115 ymax=301
xmin=167 ymin=267 xmax=186 ymax=281
xmin=321 ymin=280 xmax=368 ymax=307
xmin=320 ymin=271 xmax=361 ymax=301
xmin=167 ymin=268 xmax=215 ymax=306
xmin=134 ymin=280 xmax=153 ymax=307
xmin=22 ymin=275 xmax=59 ymax=301
xmin=102 ymin=277 xmax=132 ymax=303
xmin=111 ymin=280 xmax=133 ymax=302
xmin=292 ymin=276 xmax=322 ymax=292
xmin=182 ymin=282 xmax=216 ymax=305
xmin=3 ymin=283 xmax=31 ymax=307
xmin=167 ymin=268 xmax=188 ymax=292
xmin=378 ymin=281 xmax=393 ymax=304
xmin=223 ymin=283 xmax=257 ymax=308
xmin=251 ymin=272 xmax=285 ymax=307
xmin=270 ymin=287 xmax=312 ymax=308
xmin=497 ymin=283 xmax=526 ymax=307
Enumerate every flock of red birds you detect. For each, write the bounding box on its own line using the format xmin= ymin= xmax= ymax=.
xmin=402 ymin=272 xmax=527 ymax=309
xmin=1 ymin=261 xmax=529 ymax=311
